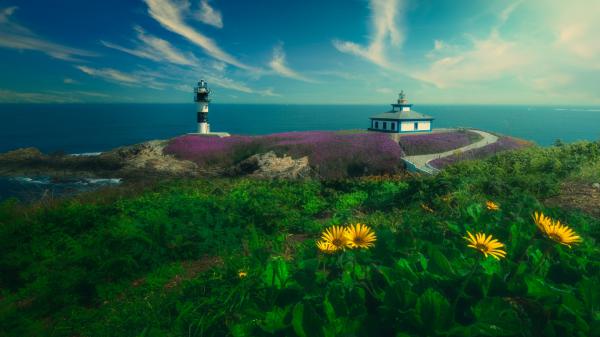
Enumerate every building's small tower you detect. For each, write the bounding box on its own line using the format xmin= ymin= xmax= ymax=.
xmin=393 ymin=90 xmax=412 ymax=112
xmin=194 ymin=80 xmax=211 ymax=134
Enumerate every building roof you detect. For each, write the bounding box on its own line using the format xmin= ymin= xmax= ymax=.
xmin=370 ymin=109 xmax=434 ymax=121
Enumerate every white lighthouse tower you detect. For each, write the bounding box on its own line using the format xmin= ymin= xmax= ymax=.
xmin=194 ymin=80 xmax=211 ymax=134
xmin=189 ymin=80 xmax=230 ymax=137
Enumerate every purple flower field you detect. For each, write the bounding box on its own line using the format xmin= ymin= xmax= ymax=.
xmin=429 ymin=136 xmax=531 ymax=169
xmin=398 ymin=130 xmax=482 ymax=156
xmin=164 ymin=131 xmax=404 ymax=179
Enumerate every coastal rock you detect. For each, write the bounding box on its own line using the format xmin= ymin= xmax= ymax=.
xmin=104 ymin=140 xmax=198 ymax=177
xmin=231 ymin=151 xmax=312 ymax=179
xmin=0 ymin=148 xmax=44 ymax=162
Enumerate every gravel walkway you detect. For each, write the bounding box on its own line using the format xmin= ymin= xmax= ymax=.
xmin=403 ymin=129 xmax=498 ymax=173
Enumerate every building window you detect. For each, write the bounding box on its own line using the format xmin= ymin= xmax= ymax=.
xmin=375 ymin=121 xmax=379 ymax=129
xmin=383 ymin=122 xmax=387 ymax=129
xmin=391 ymin=122 xmax=396 ymax=130
xmin=414 ymin=122 xmax=418 ymax=130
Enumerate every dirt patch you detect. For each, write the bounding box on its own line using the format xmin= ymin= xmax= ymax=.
xmin=545 ymin=182 xmax=600 ymax=218
xmin=164 ymin=256 xmax=223 ymax=290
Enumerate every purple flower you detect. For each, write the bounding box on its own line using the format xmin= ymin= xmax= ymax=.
xmin=399 ymin=131 xmax=481 ymax=155
xmin=164 ymin=131 xmax=404 ymax=179
xmin=429 ymin=136 xmax=530 ymax=169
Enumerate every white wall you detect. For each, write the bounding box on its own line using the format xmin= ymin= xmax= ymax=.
xmin=400 ymin=121 xmax=414 ymax=132
xmin=400 ymin=121 xmax=432 ymax=132
xmin=418 ymin=121 xmax=431 ymax=131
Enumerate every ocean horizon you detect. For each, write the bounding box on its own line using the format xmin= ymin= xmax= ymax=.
xmin=1 ymin=103 xmax=599 ymax=154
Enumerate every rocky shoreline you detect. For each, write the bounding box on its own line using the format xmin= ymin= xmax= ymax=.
xmin=0 ymin=139 xmax=314 ymax=182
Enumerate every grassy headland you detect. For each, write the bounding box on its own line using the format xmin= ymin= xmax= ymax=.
xmin=0 ymin=140 xmax=599 ymax=336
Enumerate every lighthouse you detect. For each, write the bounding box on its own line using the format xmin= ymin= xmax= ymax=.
xmin=189 ymin=80 xmax=230 ymax=137
xmin=194 ymin=80 xmax=211 ymax=134
xmin=368 ymin=91 xmax=434 ymax=133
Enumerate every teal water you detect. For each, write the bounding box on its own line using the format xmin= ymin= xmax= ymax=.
xmin=0 ymin=104 xmax=599 ymax=153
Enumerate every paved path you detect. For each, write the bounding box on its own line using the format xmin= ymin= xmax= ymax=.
xmin=403 ymin=129 xmax=499 ymax=174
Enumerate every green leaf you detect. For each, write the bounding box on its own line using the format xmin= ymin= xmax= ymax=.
xmin=525 ymin=275 xmax=564 ymax=299
xmin=262 ymin=258 xmax=290 ymax=289
xmin=418 ymin=253 xmax=428 ymax=271
xmin=429 ymin=247 xmax=455 ymax=277
xmin=470 ymin=298 xmax=522 ymax=336
xmin=260 ymin=306 xmax=291 ymax=333
xmin=466 ymin=203 xmax=483 ymax=223
xmin=395 ymin=258 xmax=418 ymax=283
xmin=292 ymin=302 xmax=323 ymax=337
xmin=480 ymin=257 xmax=501 ymax=275
xmin=415 ymin=288 xmax=452 ymax=333
xmin=292 ymin=303 xmax=306 ymax=337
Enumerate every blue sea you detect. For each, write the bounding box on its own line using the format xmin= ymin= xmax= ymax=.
xmin=1 ymin=104 xmax=599 ymax=154
xmin=1 ymin=103 xmax=599 ymax=201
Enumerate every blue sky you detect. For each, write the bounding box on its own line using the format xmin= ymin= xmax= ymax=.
xmin=0 ymin=0 xmax=598 ymax=104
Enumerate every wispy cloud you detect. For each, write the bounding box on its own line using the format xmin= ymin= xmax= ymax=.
xmin=0 ymin=6 xmax=94 ymax=61
xmin=143 ymin=0 xmax=254 ymax=70
xmin=76 ymin=65 xmax=139 ymax=85
xmin=269 ymin=44 xmax=315 ymax=82
xmin=0 ymin=89 xmax=111 ymax=103
xmin=194 ymin=0 xmax=223 ymax=28
xmin=101 ymin=26 xmax=197 ymax=66
xmin=333 ymin=0 xmax=404 ymax=68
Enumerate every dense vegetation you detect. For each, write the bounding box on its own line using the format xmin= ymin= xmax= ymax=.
xmin=1 ymin=141 xmax=599 ymax=336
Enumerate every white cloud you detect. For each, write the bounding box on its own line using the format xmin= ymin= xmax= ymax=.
xmin=499 ymin=1 xmax=522 ymax=25
xmin=554 ymin=7 xmax=600 ymax=67
xmin=268 ymin=45 xmax=315 ymax=82
xmin=414 ymin=32 xmax=527 ymax=88
xmin=414 ymin=0 xmax=600 ymax=103
xmin=333 ymin=0 xmax=404 ymax=68
xmin=0 ymin=89 xmax=79 ymax=103
xmin=0 ymin=6 xmax=94 ymax=61
xmin=376 ymin=87 xmax=393 ymax=94
xmin=63 ymin=78 xmax=78 ymax=84
xmin=76 ymin=65 xmax=140 ymax=85
xmin=0 ymin=89 xmax=112 ymax=103
xmin=143 ymin=0 xmax=254 ymax=70
xmin=194 ymin=0 xmax=223 ymax=28
xmin=101 ymin=26 xmax=197 ymax=66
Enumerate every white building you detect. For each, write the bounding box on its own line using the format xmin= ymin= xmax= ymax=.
xmin=369 ymin=91 xmax=434 ymax=133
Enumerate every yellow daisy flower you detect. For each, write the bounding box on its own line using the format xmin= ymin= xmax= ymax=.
xmin=533 ymin=213 xmax=582 ymax=248
xmin=238 ymin=271 xmax=248 ymax=278
xmin=344 ymin=223 xmax=377 ymax=249
xmin=316 ymin=240 xmax=338 ymax=254
xmin=320 ymin=226 xmax=349 ymax=250
xmin=464 ymin=231 xmax=507 ymax=260
xmin=532 ymin=211 xmax=552 ymax=232
xmin=486 ymin=201 xmax=500 ymax=211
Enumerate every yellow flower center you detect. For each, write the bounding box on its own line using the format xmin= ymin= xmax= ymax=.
xmin=332 ymin=238 xmax=343 ymax=246
xmin=475 ymin=243 xmax=489 ymax=252
xmin=548 ymin=233 xmax=562 ymax=242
